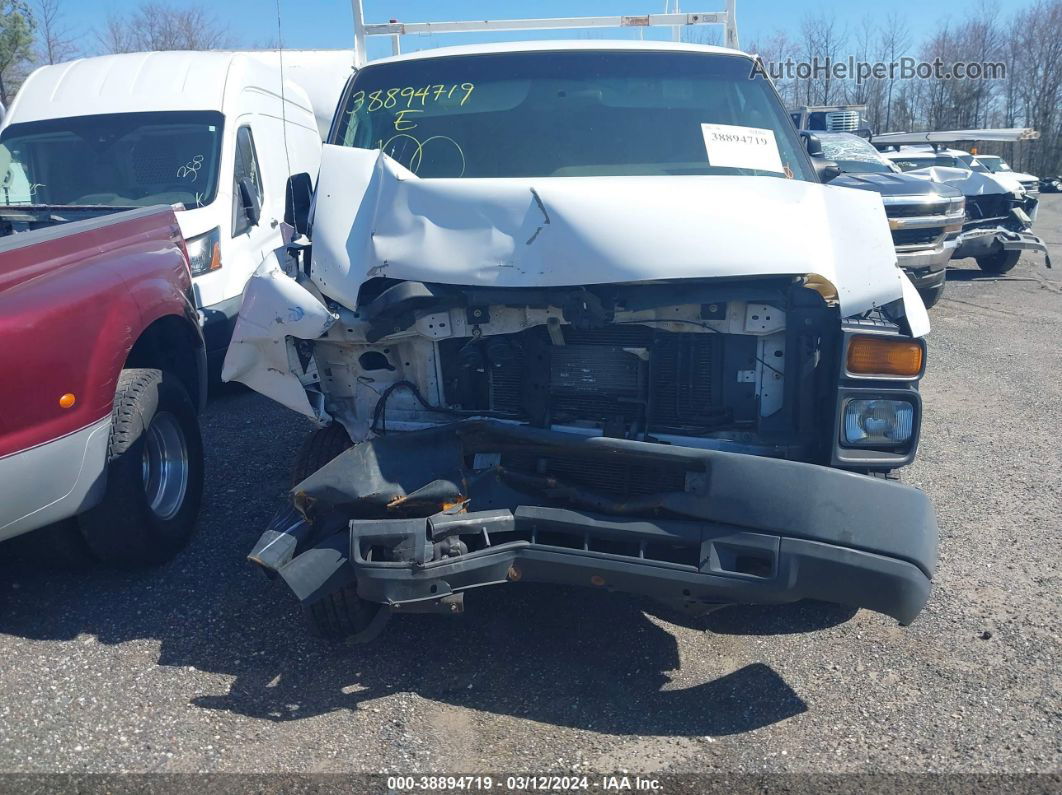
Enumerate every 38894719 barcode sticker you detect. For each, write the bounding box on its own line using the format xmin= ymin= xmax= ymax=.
xmin=701 ymin=123 xmax=785 ymax=174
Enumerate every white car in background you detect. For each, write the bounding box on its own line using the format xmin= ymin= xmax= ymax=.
xmin=973 ymin=154 xmax=1040 ymax=197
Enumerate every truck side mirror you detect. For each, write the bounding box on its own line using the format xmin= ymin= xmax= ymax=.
xmin=237 ymin=177 xmax=262 ymax=227
xmin=800 ymin=130 xmax=823 ymax=156
xmin=284 ymin=172 xmax=313 ymax=236
xmin=799 ymin=131 xmax=842 ymax=183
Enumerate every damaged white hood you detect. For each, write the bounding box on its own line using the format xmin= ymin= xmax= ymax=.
xmin=310 ymin=145 xmax=905 ymax=318
xmin=899 ymin=165 xmax=1023 ymax=196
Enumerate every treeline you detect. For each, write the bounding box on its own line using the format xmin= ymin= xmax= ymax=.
xmin=747 ymin=0 xmax=1062 ymax=177
xmin=0 ymin=0 xmax=230 ymax=105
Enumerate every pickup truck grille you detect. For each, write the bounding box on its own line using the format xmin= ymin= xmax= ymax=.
xmin=884 ymin=201 xmax=952 ymax=218
xmin=891 ymin=228 xmax=942 ymax=247
xmin=882 ymin=195 xmax=963 ymax=251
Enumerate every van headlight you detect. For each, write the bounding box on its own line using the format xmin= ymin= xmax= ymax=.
xmin=186 ymin=227 xmax=222 ymax=276
xmin=842 ymin=399 xmax=915 ymax=447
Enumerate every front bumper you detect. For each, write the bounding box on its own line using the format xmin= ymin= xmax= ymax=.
xmin=897 ymin=238 xmax=956 ymax=288
xmin=251 ymin=422 xmax=938 ymax=633
xmin=954 ymin=225 xmax=1052 ymax=267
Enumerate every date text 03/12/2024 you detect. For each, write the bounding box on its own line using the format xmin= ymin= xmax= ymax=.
xmin=385 ymin=775 xmax=664 ymax=791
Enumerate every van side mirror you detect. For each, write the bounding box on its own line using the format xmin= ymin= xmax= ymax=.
xmin=237 ymin=177 xmax=262 ymax=227
xmin=799 ymin=131 xmax=842 ymax=183
xmin=284 ymin=172 xmax=314 ymax=236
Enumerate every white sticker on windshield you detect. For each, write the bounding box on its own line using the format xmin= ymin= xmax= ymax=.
xmin=701 ymin=123 xmax=785 ymax=174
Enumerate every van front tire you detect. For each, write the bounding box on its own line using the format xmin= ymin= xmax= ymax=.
xmin=78 ymin=369 xmax=204 ymax=567
xmin=291 ymin=424 xmax=353 ymax=486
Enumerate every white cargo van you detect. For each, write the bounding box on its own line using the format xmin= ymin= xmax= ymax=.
xmin=0 ymin=51 xmax=327 ymax=374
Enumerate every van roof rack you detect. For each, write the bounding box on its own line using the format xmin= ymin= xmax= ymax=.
xmin=349 ymin=1 xmax=739 ymax=66
xmin=870 ymin=128 xmax=1039 ymax=147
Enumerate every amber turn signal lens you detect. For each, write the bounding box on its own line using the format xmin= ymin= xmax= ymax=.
xmin=59 ymin=393 xmax=76 ymax=408
xmin=847 ymin=336 xmax=923 ymax=376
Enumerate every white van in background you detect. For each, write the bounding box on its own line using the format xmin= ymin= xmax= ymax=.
xmin=0 ymin=51 xmax=334 ymax=376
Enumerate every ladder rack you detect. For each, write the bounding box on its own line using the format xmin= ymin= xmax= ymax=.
xmin=349 ymin=2 xmax=739 ymax=66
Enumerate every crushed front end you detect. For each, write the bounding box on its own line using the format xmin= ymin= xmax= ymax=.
xmin=225 ymin=133 xmax=939 ymax=639
xmin=236 ymin=264 xmax=937 ymax=639
xmin=252 ymin=420 xmax=936 ymax=641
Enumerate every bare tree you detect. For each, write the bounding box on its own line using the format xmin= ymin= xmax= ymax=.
xmin=799 ymin=11 xmax=847 ymax=105
xmin=96 ymin=1 xmax=231 ymax=54
xmin=744 ymin=30 xmax=796 ymax=107
xmin=96 ymin=12 xmax=142 ymax=54
xmin=1007 ymin=0 xmax=1062 ymax=175
xmin=878 ymin=13 xmax=911 ymax=131
xmin=35 ymin=0 xmax=77 ymax=64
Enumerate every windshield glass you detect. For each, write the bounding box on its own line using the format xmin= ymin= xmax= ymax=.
xmin=819 ymin=134 xmax=897 ymax=174
xmin=333 ymin=50 xmax=815 ymax=181
xmin=0 ymin=111 xmax=224 ymax=208
xmin=956 ymin=153 xmax=990 ymax=173
xmin=977 ymin=156 xmax=1012 ymax=173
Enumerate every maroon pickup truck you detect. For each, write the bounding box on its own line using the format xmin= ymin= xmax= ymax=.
xmin=0 ymin=205 xmax=206 ymax=566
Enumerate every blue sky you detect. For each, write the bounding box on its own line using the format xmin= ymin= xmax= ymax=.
xmin=68 ymin=1 xmax=1024 ymax=58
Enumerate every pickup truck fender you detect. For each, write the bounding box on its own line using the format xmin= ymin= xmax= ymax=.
xmin=0 ymin=206 xmax=204 ymax=541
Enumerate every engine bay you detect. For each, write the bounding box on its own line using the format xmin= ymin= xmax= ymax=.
xmin=301 ymin=278 xmax=839 ymax=460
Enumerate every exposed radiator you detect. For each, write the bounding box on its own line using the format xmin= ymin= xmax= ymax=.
xmin=481 ymin=324 xmax=725 ymax=434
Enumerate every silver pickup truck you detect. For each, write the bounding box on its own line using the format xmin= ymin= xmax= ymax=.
xmin=224 ymin=41 xmax=938 ymax=641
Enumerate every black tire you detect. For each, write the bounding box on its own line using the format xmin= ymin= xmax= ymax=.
xmin=976 ymin=249 xmax=1021 ymax=275
xmin=291 ymin=424 xmax=353 ymax=486
xmin=306 ymin=582 xmax=382 ymax=640
xmin=292 ymin=426 xmax=377 ymax=640
xmin=917 ymin=282 xmax=946 ymax=309
xmin=77 ymin=369 xmax=204 ymax=567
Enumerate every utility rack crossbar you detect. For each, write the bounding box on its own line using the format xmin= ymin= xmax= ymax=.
xmin=349 ymin=2 xmax=739 ymax=66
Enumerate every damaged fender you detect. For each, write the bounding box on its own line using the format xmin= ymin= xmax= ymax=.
xmin=221 ymin=251 xmax=337 ymax=419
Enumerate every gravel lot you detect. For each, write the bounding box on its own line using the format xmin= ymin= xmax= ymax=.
xmin=1 ymin=198 xmax=1059 ymax=776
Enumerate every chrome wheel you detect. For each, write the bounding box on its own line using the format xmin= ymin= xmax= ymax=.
xmin=141 ymin=411 xmax=189 ymax=521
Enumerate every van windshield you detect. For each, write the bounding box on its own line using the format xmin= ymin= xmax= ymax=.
xmin=955 ymin=153 xmax=990 ymax=173
xmin=977 ymin=156 xmax=1012 ymax=173
xmin=0 ymin=111 xmax=224 ymax=208
xmin=891 ymin=155 xmax=962 ymax=171
xmin=333 ymin=50 xmax=815 ymax=181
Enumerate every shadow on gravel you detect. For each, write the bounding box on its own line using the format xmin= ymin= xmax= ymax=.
xmin=0 ymin=392 xmax=810 ymax=739
xmin=0 ymin=561 xmax=810 ymax=737
xmin=945 ymin=266 xmax=1001 ymax=282
xmin=647 ymin=600 xmax=857 ymax=636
